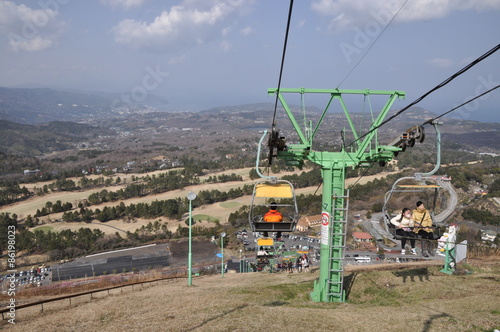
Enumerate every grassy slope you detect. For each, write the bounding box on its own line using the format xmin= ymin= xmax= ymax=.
xmin=4 ymin=259 xmax=499 ymax=331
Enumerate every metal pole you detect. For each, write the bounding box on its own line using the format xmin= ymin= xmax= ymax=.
xmin=187 ymin=191 xmax=196 ymax=286
xmin=221 ymin=233 xmax=225 ymax=278
xmin=188 ymin=199 xmax=193 ymax=285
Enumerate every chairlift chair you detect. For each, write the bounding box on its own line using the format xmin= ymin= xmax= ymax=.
xmin=382 ymin=177 xmax=444 ymax=258
xmin=382 ymin=177 xmax=443 ymax=239
xmin=248 ymin=179 xmax=299 ymax=234
xmin=255 ymin=237 xmax=285 ymax=272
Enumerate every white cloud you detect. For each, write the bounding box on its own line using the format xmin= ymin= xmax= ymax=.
xmin=9 ymin=35 xmax=52 ymax=52
xmin=311 ymin=0 xmax=500 ymax=32
xmin=111 ymin=0 xmax=254 ymax=52
xmin=239 ymin=26 xmax=253 ymax=36
xmin=428 ymin=58 xmax=454 ymax=68
xmin=0 ymin=0 xmax=65 ymax=52
xmin=99 ymin=0 xmax=148 ymax=10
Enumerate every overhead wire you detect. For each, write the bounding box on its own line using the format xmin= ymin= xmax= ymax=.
xmin=347 ymin=43 xmax=500 ymax=148
xmin=423 ymin=84 xmax=500 ymax=125
xmin=336 ymin=0 xmax=410 ymax=89
xmin=347 ymin=162 xmax=375 ymax=190
xmin=347 ymin=86 xmax=499 ymax=190
xmin=271 ymin=0 xmax=294 ymax=127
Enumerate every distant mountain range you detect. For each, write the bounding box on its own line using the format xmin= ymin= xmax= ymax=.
xmin=0 ymin=87 xmax=498 ymax=157
xmin=0 ymin=87 xmax=169 ymax=124
xmin=0 ymin=120 xmax=114 ymax=155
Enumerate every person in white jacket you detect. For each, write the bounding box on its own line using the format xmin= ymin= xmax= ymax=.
xmin=390 ymin=208 xmax=418 ymax=255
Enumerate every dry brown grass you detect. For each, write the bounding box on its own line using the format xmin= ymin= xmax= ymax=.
xmin=3 ymin=258 xmax=499 ymax=332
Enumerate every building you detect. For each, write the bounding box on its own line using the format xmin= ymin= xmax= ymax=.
xmin=296 ymin=214 xmax=323 ymax=232
xmin=352 ymin=232 xmax=373 ymax=243
xmin=352 ymin=232 xmax=376 ymax=251
xmin=23 ymin=169 xmax=41 ymax=176
xmin=481 ymin=230 xmax=497 ymax=242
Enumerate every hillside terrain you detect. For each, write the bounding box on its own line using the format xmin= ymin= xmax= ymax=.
xmin=0 ymin=90 xmax=498 ymax=182
xmin=3 ymin=259 xmax=499 ymax=331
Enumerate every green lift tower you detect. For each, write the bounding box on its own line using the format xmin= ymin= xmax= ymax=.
xmin=267 ymin=87 xmax=409 ymax=302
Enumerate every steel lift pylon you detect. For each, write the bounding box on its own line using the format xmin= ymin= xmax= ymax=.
xmin=267 ymin=87 xmax=407 ymax=302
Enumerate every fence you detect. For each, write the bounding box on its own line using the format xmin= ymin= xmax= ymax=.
xmin=0 ymin=275 xmax=186 ymax=320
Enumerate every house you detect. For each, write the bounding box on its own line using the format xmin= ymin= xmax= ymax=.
xmin=296 ymin=214 xmax=323 ymax=232
xmin=296 ymin=217 xmax=309 ymax=232
xmin=23 ymin=169 xmax=41 ymax=176
xmin=305 ymin=215 xmax=323 ymax=227
xmin=481 ymin=230 xmax=497 ymax=242
xmin=352 ymin=232 xmax=373 ymax=243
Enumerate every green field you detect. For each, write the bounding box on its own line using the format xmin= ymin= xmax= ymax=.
xmin=219 ymin=201 xmax=240 ymax=208
xmin=193 ymin=214 xmax=220 ymax=223
xmin=33 ymin=225 xmax=55 ymax=233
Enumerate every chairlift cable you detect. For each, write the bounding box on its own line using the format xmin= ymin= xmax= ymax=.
xmin=336 ymin=0 xmax=410 ymax=89
xmin=422 ymin=84 xmax=500 ymax=125
xmin=271 ymin=0 xmax=295 ymax=128
xmin=346 ymin=43 xmax=500 ymax=148
xmin=347 ymin=162 xmax=375 ymax=190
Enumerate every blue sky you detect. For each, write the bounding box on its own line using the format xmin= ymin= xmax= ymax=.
xmin=0 ymin=0 xmax=499 ymax=122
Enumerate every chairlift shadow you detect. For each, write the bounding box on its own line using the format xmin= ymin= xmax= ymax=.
xmin=343 ymin=272 xmax=358 ymax=301
xmin=422 ymin=312 xmax=454 ymax=332
xmin=185 ymin=304 xmax=249 ymax=331
xmin=392 ymin=267 xmax=430 ymax=283
xmin=264 ymin=300 xmax=289 ymax=307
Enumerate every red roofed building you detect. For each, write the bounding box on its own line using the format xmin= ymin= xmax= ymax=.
xmin=352 ymin=232 xmax=373 ymax=243
xmin=352 ymin=232 xmax=376 ymax=251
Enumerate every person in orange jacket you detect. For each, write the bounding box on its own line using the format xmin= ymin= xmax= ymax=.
xmin=263 ymin=202 xmax=283 ymax=240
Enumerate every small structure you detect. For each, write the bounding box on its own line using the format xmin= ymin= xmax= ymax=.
xmin=352 ymin=232 xmax=373 ymax=243
xmin=480 ymin=230 xmax=497 ymax=242
xmin=23 ymin=169 xmax=41 ymax=176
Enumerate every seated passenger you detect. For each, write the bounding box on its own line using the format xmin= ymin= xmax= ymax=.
xmin=257 ymin=246 xmax=269 ymax=256
xmin=412 ymin=201 xmax=434 ymax=257
xmin=262 ymin=202 xmax=283 ymax=240
xmin=390 ymin=207 xmax=417 ymax=255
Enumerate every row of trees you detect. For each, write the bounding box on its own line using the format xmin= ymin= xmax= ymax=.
xmin=204 ymin=173 xmax=243 ymax=183
xmin=34 ymin=200 xmax=73 ymax=217
xmin=63 ymin=185 xmax=255 ymax=223
xmin=63 ymin=199 xmax=183 ymax=223
xmin=0 ymin=183 xmax=30 ymax=205
xmin=16 ymin=228 xmax=106 ymax=257
xmin=461 ymin=208 xmax=500 ymax=226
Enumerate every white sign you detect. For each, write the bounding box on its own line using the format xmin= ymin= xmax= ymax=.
xmin=320 ymin=211 xmax=330 ymax=245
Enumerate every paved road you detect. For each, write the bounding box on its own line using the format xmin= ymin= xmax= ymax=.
xmin=434 ymin=180 xmax=457 ymax=224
